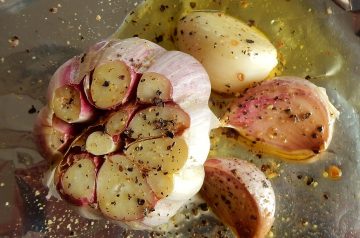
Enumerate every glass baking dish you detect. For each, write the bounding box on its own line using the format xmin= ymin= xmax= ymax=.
xmin=0 ymin=0 xmax=359 ymax=237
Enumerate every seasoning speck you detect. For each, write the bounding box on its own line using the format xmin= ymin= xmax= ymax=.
xmin=96 ymin=15 xmax=102 ymax=21
xmin=49 ymin=7 xmax=58 ymax=13
xmin=248 ymin=19 xmax=255 ymax=27
xmin=28 ymin=105 xmax=37 ymax=114
xmin=155 ymin=35 xmax=164 ymax=43
xmin=8 ymin=36 xmax=19 ymax=48
xmin=102 ymin=81 xmax=110 ymax=87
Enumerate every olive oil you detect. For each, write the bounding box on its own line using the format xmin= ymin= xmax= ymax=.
xmin=114 ymin=0 xmax=343 ymax=83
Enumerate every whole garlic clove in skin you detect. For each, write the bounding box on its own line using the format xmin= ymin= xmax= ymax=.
xmin=201 ymin=158 xmax=276 ymax=238
xmin=176 ymin=11 xmax=278 ymax=93
xmin=223 ymin=77 xmax=340 ymax=160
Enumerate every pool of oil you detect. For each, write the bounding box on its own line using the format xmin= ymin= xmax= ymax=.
xmin=0 ymin=0 xmax=359 ymax=237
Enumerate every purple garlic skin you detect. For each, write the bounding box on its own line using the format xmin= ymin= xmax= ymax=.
xmin=223 ymin=77 xmax=339 ymax=160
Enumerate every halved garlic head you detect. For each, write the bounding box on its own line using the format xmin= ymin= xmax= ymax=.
xmin=36 ymin=38 xmax=216 ymax=229
xmin=176 ymin=11 xmax=278 ymax=93
xmin=223 ymin=77 xmax=339 ymax=160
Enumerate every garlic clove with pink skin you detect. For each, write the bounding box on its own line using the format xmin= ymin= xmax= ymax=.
xmin=33 ymin=107 xmax=76 ymax=161
xmin=201 ymin=158 xmax=275 ymax=238
xmin=82 ymin=38 xmax=167 ymax=109
xmin=223 ymin=77 xmax=339 ymax=160
xmin=47 ymin=58 xmax=96 ymax=123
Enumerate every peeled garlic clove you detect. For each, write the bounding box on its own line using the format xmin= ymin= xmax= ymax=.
xmin=201 ymin=158 xmax=275 ymax=238
xmin=223 ymin=77 xmax=339 ymax=159
xmin=176 ymin=11 xmax=278 ymax=93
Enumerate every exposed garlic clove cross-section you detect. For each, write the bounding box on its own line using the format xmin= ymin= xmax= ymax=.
xmin=97 ymin=154 xmax=156 ymax=221
xmin=125 ymin=137 xmax=188 ymax=174
xmin=90 ymin=61 xmax=133 ymax=109
xmin=105 ymin=104 xmax=138 ymax=136
xmin=137 ymin=72 xmax=173 ymax=104
xmin=34 ymin=107 xmax=76 ymax=161
xmin=56 ymin=153 xmax=100 ymax=206
xmin=53 ymin=85 xmax=82 ymax=123
xmin=127 ymin=105 xmax=190 ymax=139
xmin=48 ymin=58 xmax=96 ymax=123
xmin=85 ymin=131 xmax=120 ymax=156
